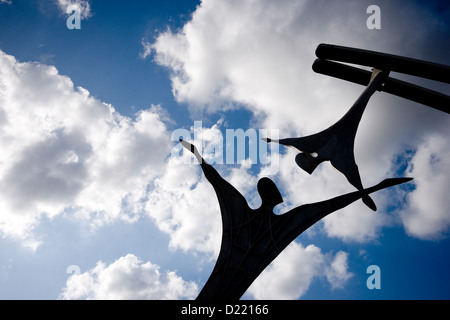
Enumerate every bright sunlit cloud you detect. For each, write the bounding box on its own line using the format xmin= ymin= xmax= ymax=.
xmin=0 ymin=50 xmax=171 ymax=249
xmin=59 ymin=254 xmax=198 ymax=299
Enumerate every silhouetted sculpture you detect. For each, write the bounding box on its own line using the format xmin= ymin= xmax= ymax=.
xmin=263 ymin=69 xmax=389 ymax=211
xmin=179 ymin=139 xmax=411 ymax=300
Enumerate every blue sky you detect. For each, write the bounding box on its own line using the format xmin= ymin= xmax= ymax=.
xmin=0 ymin=0 xmax=449 ymax=300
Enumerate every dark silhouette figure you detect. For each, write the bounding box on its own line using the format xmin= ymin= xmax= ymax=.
xmin=179 ymin=139 xmax=411 ymax=300
xmin=263 ymin=69 xmax=389 ymax=211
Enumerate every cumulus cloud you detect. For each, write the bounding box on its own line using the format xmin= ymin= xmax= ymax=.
xmin=56 ymin=0 xmax=92 ymax=19
xmin=148 ymin=0 xmax=450 ymax=242
xmin=59 ymin=254 xmax=198 ymax=299
xmin=246 ymin=242 xmax=352 ymax=299
xmin=148 ymin=0 xmax=448 ymax=130
xmin=0 ymin=50 xmax=171 ymax=249
xmin=400 ymin=134 xmax=450 ymax=240
xmin=146 ymin=155 xmax=222 ymax=255
xmin=325 ymin=251 xmax=354 ymax=289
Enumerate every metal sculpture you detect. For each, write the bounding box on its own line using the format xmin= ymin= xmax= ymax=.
xmin=179 ymin=139 xmax=412 ymax=300
xmin=264 ymin=69 xmax=389 ymax=211
xmin=313 ymin=44 xmax=450 ymax=114
xmin=178 ymin=44 xmax=448 ymax=300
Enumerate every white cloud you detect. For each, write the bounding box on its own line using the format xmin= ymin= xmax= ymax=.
xmin=56 ymin=0 xmax=92 ymax=19
xmin=140 ymin=38 xmax=153 ymax=60
xmin=149 ymin=0 xmax=450 ymax=242
xmin=149 ymin=0 xmax=320 ymax=127
xmin=399 ymin=134 xmax=450 ymax=240
xmin=0 ymin=50 xmax=171 ymax=249
xmin=59 ymin=254 xmax=198 ymax=299
xmin=0 ymin=0 xmax=12 ymax=5
xmin=246 ymin=242 xmax=352 ymax=299
xmin=146 ymin=155 xmax=222 ymax=255
xmin=325 ymin=251 xmax=354 ymax=289
xmin=247 ymin=243 xmax=323 ymax=300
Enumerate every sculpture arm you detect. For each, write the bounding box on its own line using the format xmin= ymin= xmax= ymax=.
xmin=276 ymin=178 xmax=413 ymax=247
xmin=180 ymin=139 xmax=250 ymax=228
xmin=179 ymin=139 xmax=204 ymax=164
